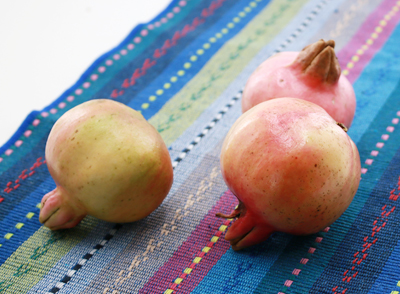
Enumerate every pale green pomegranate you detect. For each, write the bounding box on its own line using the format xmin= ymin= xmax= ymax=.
xmin=39 ymin=99 xmax=173 ymax=230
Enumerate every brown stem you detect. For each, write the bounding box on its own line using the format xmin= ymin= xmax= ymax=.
xmin=216 ymin=201 xmax=244 ymax=219
xmin=216 ymin=210 xmax=241 ymax=219
xmin=337 ymin=122 xmax=348 ymax=132
xmin=291 ymin=39 xmax=341 ymax=85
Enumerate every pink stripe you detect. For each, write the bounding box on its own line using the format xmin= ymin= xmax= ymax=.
xmin=337 ymin=0 xmax=400 ymax=83
xmin=138 ymin=190 xmax=236 ymax=294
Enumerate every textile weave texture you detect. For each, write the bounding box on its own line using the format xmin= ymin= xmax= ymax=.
xmin=1 ymin=0 xmax=400 ymax=293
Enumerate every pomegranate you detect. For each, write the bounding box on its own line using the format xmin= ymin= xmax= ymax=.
xmin=241 ymin=39 xmax=356 ymax=128
xmin=218 ymin=98 xmax=361 ymax=250
xmin=39 ymin=99 xmax=173 ymax=230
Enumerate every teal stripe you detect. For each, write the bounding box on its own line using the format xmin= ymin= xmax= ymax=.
xmin=0 ymin=117 xmax=51 ymax=174
xmin=191 ymin=233 xmax=294 ymax=294
xmin=348 ymin=22 xmax=400 ymax=144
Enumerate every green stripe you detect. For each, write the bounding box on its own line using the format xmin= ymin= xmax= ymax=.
xmin=149 ymin=0 xmax=310 ymax=146
xmin=0 ymin=217 xmax=98 ymax=293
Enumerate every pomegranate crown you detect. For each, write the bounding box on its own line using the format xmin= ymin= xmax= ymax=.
xmin=291 ymin=39 xmax=341 ymax=85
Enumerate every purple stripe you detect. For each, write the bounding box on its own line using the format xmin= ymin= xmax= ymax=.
xmin=337 ymin=0 xmax=400 ymax=84
xmin=138 ymin=190 xmax=237 ymax=294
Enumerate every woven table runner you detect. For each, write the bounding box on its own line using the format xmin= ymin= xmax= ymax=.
xmin=1 ymin=0 xmax=400 ymax=293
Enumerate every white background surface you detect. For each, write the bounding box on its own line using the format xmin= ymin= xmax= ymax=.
xmin=0 ymin=0 xmax=171 ymax=147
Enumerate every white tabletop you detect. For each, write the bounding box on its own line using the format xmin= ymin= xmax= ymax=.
xmin=0 ymin=0 xmax=171 ymax=147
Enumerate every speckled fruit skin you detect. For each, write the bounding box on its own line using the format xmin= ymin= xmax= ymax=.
xmin=220 ymin=98 xmax=361 ymax=250
xmin=242 ymin=40 xmax=356 ymax=129
xmin=39 ymin=99 xmax=173 ymax=230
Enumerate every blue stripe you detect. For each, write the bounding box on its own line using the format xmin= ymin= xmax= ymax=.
xmin=309 ymin=133 xmax=400 ymax=293
xmin=367 ymin=238 xmax=400 ymax=294
xmin=0 ymin=135 xmax=47 ymax=223
xmin=0 ymin=174 xmax=53 ymax=265
xmin=348 ymin=22 xmax=400 ymax=144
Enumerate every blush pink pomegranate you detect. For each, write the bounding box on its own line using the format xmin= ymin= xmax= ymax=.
xmin=218 ymin=98 xmax=361 ymax=250
xmin=242 ymin=39 xmax=356 ymax=128
xmin=39 ymin=99 xmax=173 ymax=230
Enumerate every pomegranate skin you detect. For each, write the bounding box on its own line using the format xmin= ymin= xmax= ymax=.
xmin=39 ymin=99 xmax=173 ymax=230
xmin=242 ymin=40 xmax=356 ymax=128
xmin=220 ymin=98 xmax=361 ymax=250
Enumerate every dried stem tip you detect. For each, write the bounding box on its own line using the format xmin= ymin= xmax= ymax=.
xmin=292 ymin=39 xmax=341 ymax=85
xmin=337 ymin=122 xmax=348 ymax=132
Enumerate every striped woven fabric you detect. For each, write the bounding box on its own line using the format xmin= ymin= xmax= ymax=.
xmin=1 ymin=0 xmax=400 ymax=293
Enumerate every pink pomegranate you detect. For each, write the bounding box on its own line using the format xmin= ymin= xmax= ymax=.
xmin=242 ymin=39 xmax=356 ymax=128
xmin=39 ymin=99 xmax=173 ymax=230
xmin=218 ymin=98 xmax=361 ymax=250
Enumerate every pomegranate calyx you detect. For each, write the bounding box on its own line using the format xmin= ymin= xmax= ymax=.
xmin=39 ymin=188 xmax=86 ymax=230
xmin=225 ymin=214 xmax=275 ymax=251
xmin=291 ymin=39 xmax=341 ymax=85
